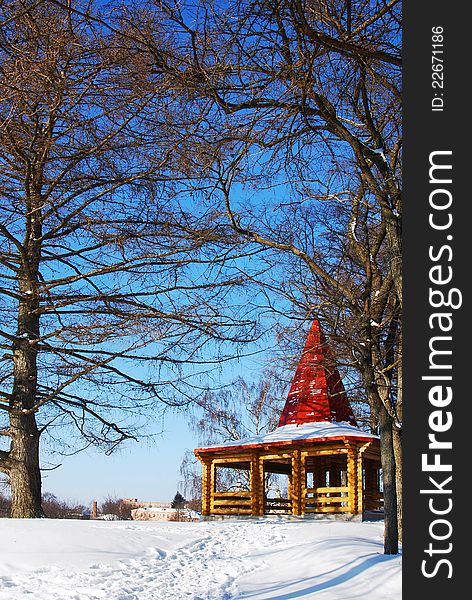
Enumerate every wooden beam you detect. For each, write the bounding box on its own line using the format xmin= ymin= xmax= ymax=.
xmin=314 ymin=460 xmax=325 ymax=489
xmin=306 ymin=496 xmax=349 ymax=505
xmin=251 ymin=455 xmax=264 ymax=516
xmin=308 ymin=486 xmax=349 ymax=494
xmin=259 ymin=453 xmax=293 ymax=460
xmin=201 ymin=451 xmax=254 ymax=462
xmin=291 ymin=449 xmax=302 ymax=516
xmin=357 ymin=452 xmax=364 ymax=515
xmin=211 ymin=499 xmax=252 ymax=507
xmin=201 ymin=461 xmax=212 ymax=516
xmin=210 ymin=508 xmax=252 ymax=515
xmin=302 ymin=448 xmax=348 ymax=458
xmin=346 ymin=444 xmax=358 ymax=514
xmin=212 ymin=491 xmax=251 ymax=498
xmin=212 ymin=457 xmax=252 ymax=466
xmin=330 ymin=464 xmax=341 ymax=487
xmin=209 ymin=461 xmax=216 ymax=514
xmin=305 ymin=506 xmax=351 ymax=513
xmin=357 ymin=443 xmax=371 ymax=515
xmin=300 ymin=451 xmax=306 ymax=516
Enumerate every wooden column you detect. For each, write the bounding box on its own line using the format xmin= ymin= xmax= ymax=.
xmin=300 ymin=453 xmax=306 ymax=515
xmin=365 ymin=462 xmax=378 ymax=491
xmin=329 ymin=461 xmax=341 ymax=487
xmin=201 ymin=460 xmax=212 ymax=516
xmin=209 ymin=461 xmax=216 ymax=513
xmin=346 ymin=443 xmax=359 ymax=514
xmin=288 ymin=473 xmax=293 ymax=511
xmin=251 ymin=454 xmax=264 ymax=516
xmin=291 ymin=449 xmax=302 ymax=516
xmin=356 ymin=449 xmax=364 ymax=515
xmin=357 ymin=443 xmax=371 ymax=514
xmin=315 ymin=458 xmax=325 ymax=487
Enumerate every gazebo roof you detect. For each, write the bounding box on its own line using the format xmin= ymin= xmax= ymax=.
xmin=195 ymin=319 xmax=375 ymax=455
xmin=278 ymin=319 xmax=357 ymax=427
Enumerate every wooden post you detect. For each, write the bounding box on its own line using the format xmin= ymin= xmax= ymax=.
xmin=288 ymin=472 xmax=293 ymax=511
xmin=91 ymin=500 xmax=97 ymax=519
xmin=356 ymin=450 xmax=364 ymax=515
xmin=201 ymin=460 xmax=212 ymax=516
xmin=251 ymin=454 xmax=264 ymax=516
xmin=314 ymin=459 xmax=325 ymax=488
xmin=357 ymin=443 xmax=371 ymax=514
xmin=291 ymin=450 xmax=302 ymax=516
xmin=346 ymin=443 xmax=358 ymax=514
xmin=365 ymin=461 xmax=378 ymax=493
xmin=313 ymin=459 xmax=325 ymax=508
xmin=259 ymin=458 xmax=265 ymax=515
xmin=330 ymin=460 xmax=341 ymax=487
xmin=210 ymin=461 xmax=216 ymax=514
xmin=300 ymin=453 xmax=306 ymax=515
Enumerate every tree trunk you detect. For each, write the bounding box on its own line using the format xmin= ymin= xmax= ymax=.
xmin=9 ymin=413 xmax=43 ymax=518
xmin=9 ymin=332 xmax=44 ymax=517
xmin=377 ymin=401 xmax=398 ymax=554
xmin=394 ymin=326 xmax=403 ymax=543
xmin=9 ymin=213 xmax=43 ymax=517
xmin=392 ymin=425 xmax=402 ymax=543
xmin=360 ymin=352 xmax=399 ymax=554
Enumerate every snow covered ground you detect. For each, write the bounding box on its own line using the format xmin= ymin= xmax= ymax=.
xmin=0 ymin=518 xmax=401 ymax=599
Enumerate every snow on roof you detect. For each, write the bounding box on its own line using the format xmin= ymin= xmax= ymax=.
xmin=196 ymin=421 xmax=378 ymax=453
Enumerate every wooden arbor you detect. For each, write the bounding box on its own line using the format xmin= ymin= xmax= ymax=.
xmin=194 ymin=320 xmax=383 ymax=519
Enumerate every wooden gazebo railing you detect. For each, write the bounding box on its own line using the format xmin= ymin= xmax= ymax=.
xmin=211 ymin=491 xmax=252 ymax=515
xmin=304 ymin=485 xmax=350 ymax=513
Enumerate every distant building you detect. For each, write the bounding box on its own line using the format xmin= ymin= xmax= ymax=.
xmin=130 ymin=507 xmax=200 ymax=522
xmin=122 ymin=498 xmax=172 ymax=510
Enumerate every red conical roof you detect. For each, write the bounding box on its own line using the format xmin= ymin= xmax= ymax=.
xmin=278 ymin=320 xmax=357 ymax=427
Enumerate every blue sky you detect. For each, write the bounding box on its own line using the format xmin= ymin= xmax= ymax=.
xmin=40 ymin=350 xmax=276 ymax=507
xmin=41 ymin=410 xmax=197 ymax=505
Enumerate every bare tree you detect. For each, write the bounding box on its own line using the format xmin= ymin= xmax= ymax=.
xmin=100 ymin=495 xmax=131 ymax=520
xmin=2 ymin=0 xmax=403 ymax=555
xmin=140 ymin=0 xmax=402 ymax=552
xmin=41 ymin=491 xmax=86 ymax=518
xmin=0 ymin=1 xmax=258 ymax=517
xmin=180 ymin=368 xmax=289 ymax=500
xmin=199 ymin=147 xmax=401 ymax=552
xmin=193 ymin=369 xmax=287 ymax=443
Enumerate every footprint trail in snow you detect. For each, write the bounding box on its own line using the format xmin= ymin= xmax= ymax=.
xmin=0 ymin=521 xmax=286 ymax=600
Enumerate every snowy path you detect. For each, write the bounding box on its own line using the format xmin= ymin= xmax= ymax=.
xmin=0 ymin=519 xmax=401 ymax=600
xmin=0 ymin=521 xmax=285 ymax=600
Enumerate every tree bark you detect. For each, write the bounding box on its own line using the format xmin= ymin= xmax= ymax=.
xmin=377 ymin=400 xmax=398 ymax=554
xmin=394 ymin=326 xmax=403 ymax=543
xmin=8 ymin=314 xmax=44 ymax=517
xmin=9 ymin=413 xmax=43 ymax=518
xmin=8 ymin=192 xmax=44 ymax=517
xmin=361 ymin=353 xmax=399 ymax=554
xmin=392 ymin=425 xmax=402 ymax=543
